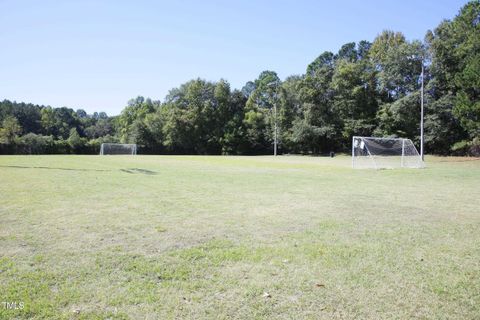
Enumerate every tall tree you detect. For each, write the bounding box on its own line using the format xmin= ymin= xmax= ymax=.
xmin=427 ymin=0 xmax=480 ymax=154
xmin=0 ymin=116 xmax=22 ymax=144
xmin=331 ymin=43 xmax=378 ymax=144
xmin=371 ymin=31 xmax=427 ymax=143
xmin=117 ymin=96 xmax=159 ymax=143
xmin=277 ymin=75 xmax=304 ymax=152
xmin=244 ymin=71 xmax=281 ymax=153
xmin=294 ymin=52 xmax=340 ymax=153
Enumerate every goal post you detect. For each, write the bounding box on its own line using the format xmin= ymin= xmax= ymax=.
xmin=352 ymin=136 xmax=424 ymax=169
xmin=100 ymin=143 xmax=137 ymax=155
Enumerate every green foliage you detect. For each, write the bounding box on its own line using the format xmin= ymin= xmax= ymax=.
xmin=424 ymin=94 xmax=467 ymax=154
xmin=454 ymin=50 xmax=480 ymax=137
xmin=0 ymin=116 xmax=22 ymax=144
xmin=117 ymin=96 xmax=159 ymax=143
xmin=160 ymin=79 xmax=229 ymax=154
xmin=17 ymin=134 xmax=55 ymax=154
xmin=374 ymin=92 xmax=421 ymax=139
xmin=451 ymin=137 xmax=480 ymax=156
xmin=331 ymin=56 xmax=378 ymax=142
xmin=369 ymin=30 xmax=406 ymax=64
xmin=372 ymin=32 xmax=425 ymax=99
xmin=67 ymin=128 xmax=85 ymax=152
xmin=454 ymin=91 xmax=480 ymax=137
xmin=427 ymin=0 xmax=480 ymax=147
xmin=243 ymin=71 xmax=282 ymax=153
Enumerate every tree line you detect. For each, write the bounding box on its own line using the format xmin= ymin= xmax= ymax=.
xmin=1 ymin=1 xmax=478 ymax=156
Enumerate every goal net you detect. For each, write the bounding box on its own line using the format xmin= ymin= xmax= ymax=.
xmin=352 ymin=136 xmax=424 ymax=169
xmin=100 ymin=143 xmax=137 ymax=155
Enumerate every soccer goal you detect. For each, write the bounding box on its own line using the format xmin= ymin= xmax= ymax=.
xmin=99 ymin=143 xmax=137 ymax=155
xmin=352 ymin=136 xmax=424 ymax=169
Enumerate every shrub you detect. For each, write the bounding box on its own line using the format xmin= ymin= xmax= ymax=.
xmin=17 ymin=133 xmax=55 ymax=154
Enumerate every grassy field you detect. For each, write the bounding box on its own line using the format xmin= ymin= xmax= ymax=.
xmin=0 ymin=155 xmax=479 ymax=319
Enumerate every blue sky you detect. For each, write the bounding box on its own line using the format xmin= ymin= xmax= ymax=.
xmin=0 ymin=0 xmax=469 ymax=115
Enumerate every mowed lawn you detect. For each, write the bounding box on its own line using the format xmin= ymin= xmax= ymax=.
xmin=0 ymin=155 xmax=479 ymax=319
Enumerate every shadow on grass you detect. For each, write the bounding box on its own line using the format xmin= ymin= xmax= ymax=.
xmin=0 ymin=165 xmax=111 ymax=172
xmin=437 ymin=157 xmax=480 ymax=162
xmin=120 ymin=168 xmax=158 ymax=175
xmin=0 ymin=165 xmax=158 ymax=175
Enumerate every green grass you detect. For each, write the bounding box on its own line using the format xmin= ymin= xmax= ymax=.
xmin=0 ymin=155 xmax=479 ymax=319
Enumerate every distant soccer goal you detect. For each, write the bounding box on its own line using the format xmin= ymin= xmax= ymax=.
xmin=100 ymin=143 xmax=137 ymax=155
xmin=352 ymin=136 xmax=424 ymax=169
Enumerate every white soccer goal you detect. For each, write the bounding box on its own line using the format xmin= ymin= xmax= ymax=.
xmin=100 ymin=143 xmax=137 ymax=155
xmin=352 ymin=136 xmax=424 ymax=169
